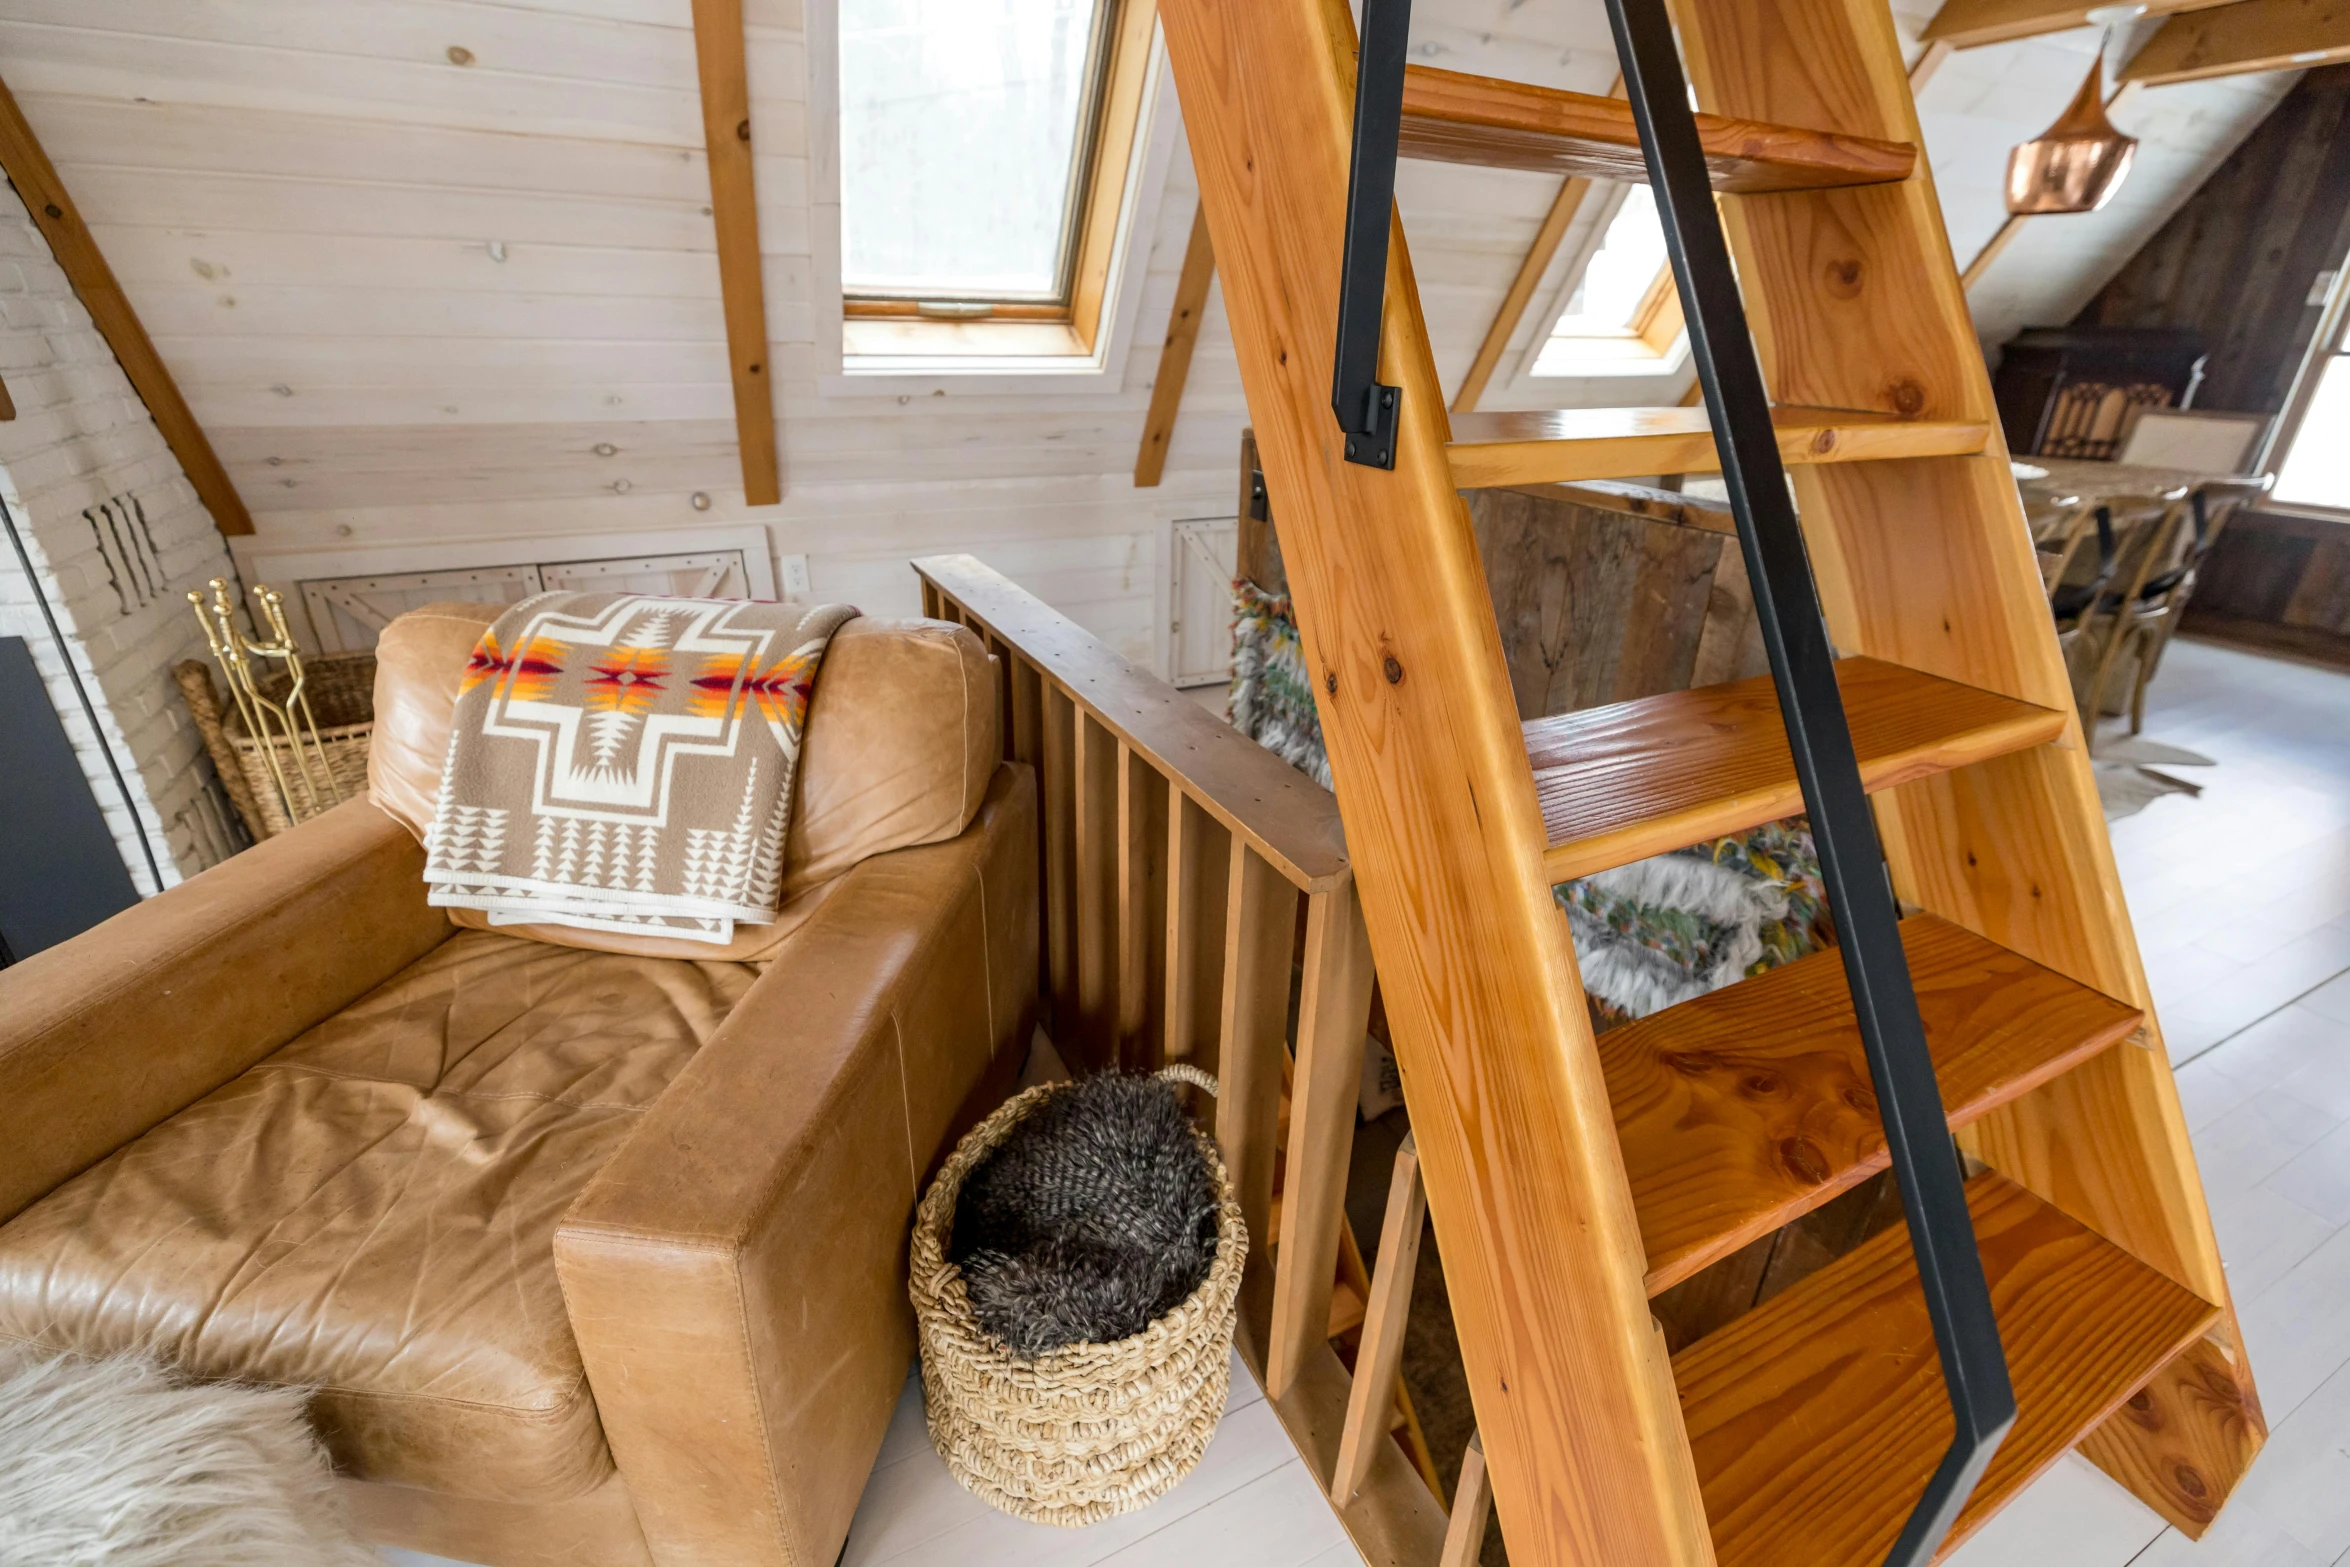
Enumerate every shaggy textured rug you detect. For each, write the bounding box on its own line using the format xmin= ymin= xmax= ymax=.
xmin=1226 ymin=579 xmax=1831 ymax=1023
xmin=1227 ymin=578 xmax=1331 ymax=789
xmin=951 ymin=1073 xmax=1221 ymax=1357
xmin=1555 ymin=820 xmax=1831 ymax=1024
xmin=2091 ymin=734 xmax=2214 ymax=821
xmin=0 ymin=1348 xmax=375 ymax=1567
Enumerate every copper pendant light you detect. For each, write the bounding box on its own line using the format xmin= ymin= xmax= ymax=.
xmin=2004 ymin=56 xmax=2137 ymax=214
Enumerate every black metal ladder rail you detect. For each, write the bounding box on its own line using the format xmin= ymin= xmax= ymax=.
xmin=1330 ymin=0 xmax=2018 ymax=1561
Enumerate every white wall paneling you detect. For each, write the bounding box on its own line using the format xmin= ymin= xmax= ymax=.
xmin=0 ymin=0 xmax=2311 ymax=694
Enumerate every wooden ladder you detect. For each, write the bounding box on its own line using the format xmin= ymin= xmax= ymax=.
xmin=1152 ymin=0 xmax=2265 ymax=1563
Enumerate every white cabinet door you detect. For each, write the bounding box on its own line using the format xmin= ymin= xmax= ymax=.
xmin=299 ymin=567 xmax=543 ymax=653
xmin=540 ymin=550 xmax=751 ymax=598
xmin=297 ymin=551 xmax=753 ymax=652
xmin=1169 ymin=518 xmax=1238 ymax=689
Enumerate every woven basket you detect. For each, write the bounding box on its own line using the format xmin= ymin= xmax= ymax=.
xmin=910 ymin=1064 xmax=1247 ymax=1527
xmin=223 ymin=653 xmax=377 ymax=838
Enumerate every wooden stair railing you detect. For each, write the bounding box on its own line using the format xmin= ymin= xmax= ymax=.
xmin=1149 ymin=0 xmax=2265 ymax=1559
xmin=915 ymin=554 xmax=1455 ymax=1558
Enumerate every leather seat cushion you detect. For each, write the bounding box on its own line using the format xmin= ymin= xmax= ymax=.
xmin=0 ymin=930 xmax=757 ymax=1503
xmin=368 ymin=605 xmax=999 ymax=961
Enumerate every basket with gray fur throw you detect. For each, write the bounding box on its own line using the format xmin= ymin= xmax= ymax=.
xmin=910 ymin=1064 xmax=1246 ymax=1525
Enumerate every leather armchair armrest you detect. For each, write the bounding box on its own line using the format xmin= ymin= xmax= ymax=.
xmin=555 ymin=763 xmax=1039 ymax=1567
xmin=0 ymin=797 xmax=450 ymax=1222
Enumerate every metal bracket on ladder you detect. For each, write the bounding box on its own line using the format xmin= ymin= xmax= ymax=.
xmin=1598 ymin=1 xmax=2019 ymax=1563
xmin=1331 ymin=0 xmax=1409 ymax=469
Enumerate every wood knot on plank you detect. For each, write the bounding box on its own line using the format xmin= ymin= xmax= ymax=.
xmin=1777 ymin=1137 xmax=1830 ymax=1185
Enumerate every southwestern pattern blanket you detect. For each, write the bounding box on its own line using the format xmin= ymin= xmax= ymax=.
xmin=423 ymin=593 xmax=858 ymax=944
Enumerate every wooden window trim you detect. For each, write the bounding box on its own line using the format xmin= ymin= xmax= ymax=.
xmin=842 ymin=0 xmax=1157 ymax=358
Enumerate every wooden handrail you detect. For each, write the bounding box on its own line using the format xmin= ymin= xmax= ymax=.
xmin=916 ymin=553 xmax=1447 ymax=1563
xmin=913 ymin=554 xmax=1350 ymax=891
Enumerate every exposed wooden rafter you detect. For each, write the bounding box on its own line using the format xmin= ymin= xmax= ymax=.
xmin=2124 ymin=0 xmax=2350 ymax=83
xmin=689 ymin=0 xmax=780 ymax=506
xmin=0 ymin=73 xmax=251 ymax=536
xmin=1453 ymin=77 xmax=1624 ymax=416
xmin=1134 ymin=205 xmax=1216 ymax=487
xmin=1923 ymin=0 xmax=2239 ymax=51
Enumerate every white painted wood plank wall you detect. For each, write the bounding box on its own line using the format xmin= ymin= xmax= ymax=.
xmin=0 ymin=0 xmax=2311 ymax=673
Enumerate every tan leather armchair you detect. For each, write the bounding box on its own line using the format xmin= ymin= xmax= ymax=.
xmin=0 ymin=603 xmax=1038 ymax=1567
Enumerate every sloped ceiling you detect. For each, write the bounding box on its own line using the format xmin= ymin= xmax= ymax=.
xmin=0 ymin=0 xmax=2310 ymax=548
xmin=1893 ymin=3 xmax=2299 ymax=354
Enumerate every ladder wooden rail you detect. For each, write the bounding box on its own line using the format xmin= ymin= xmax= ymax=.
xmin=1445 ymin=405 xmax=1990 ymax=489
xmin=1152 ymin=0 xmax=2262 ymax=1549
xmin=1399 ymin=64 xmax=1918 ymax=191
xmin=1664 ymin=0 xmax=2260 ymax=1536
xmin=1608 ymin=2 xmax=2017 ymax=1554
xmin=914 ymin=556 xmax=1451 ymax=1561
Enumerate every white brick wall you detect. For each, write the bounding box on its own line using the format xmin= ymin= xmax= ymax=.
xmin=0 ymin=181 xmax=243 ymax=894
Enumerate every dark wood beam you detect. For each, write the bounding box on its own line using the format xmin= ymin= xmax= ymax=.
xmin=0 ymin=73 xmax=251 ymax=536
xmin=2125 ymin=0 xmax=2350 ymax=83
xmin=1924 ymin=0 xmax=2238 ymax=51
xmin=689 ymin=0 xmax=780 ymax=506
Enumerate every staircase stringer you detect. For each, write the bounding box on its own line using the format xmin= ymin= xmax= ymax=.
xmin=1667 ymin=0 xmax=2261 ymax=1532
xmin=1155 ymin=0 xmax=1712 ymax=1562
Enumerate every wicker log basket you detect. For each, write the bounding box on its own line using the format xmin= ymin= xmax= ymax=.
xmin=175 ymin=653 xmax=377 ymax=841
xmin=910 ymin=1064 xmax=1247 ymax=1527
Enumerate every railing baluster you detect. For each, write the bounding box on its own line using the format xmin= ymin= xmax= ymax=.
xmin=1164 ymin=793 xmax=1231 ymax=1079
xmin=1439 ymin=1434 xmax=1492 ymax=1567
xmin=1039 ymin=684 xmax=1079 ymax=1046
xmin=1332 ymin=1134 xmax=1424 ymax=1505
xmin=1269 ymin=881 xmax=1375 ymax=1397
xmin=1217 ymin=840 xmax=1298 ymax=1348
xmin=1072 ymin=713 xmax=1120 ymax=1070
xmin=1117 ymin=744 xmax=1170 ymax=1071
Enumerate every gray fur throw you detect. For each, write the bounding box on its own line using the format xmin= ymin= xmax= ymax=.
xmin=950 ymin=1074 xmax=1221 ymax=1358
xmin=0 ymin=1348 xmax=376 ymax=1567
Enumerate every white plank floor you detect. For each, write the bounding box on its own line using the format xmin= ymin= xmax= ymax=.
xmin=386 ymin=636 xmax=2350 ymax=1567
xmin=1947 ymin=637 xmax=2350 ymax=1567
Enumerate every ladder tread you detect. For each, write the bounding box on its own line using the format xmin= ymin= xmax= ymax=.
xmin=1606 ymin=913 xmax=2144 ymax=1295
xmin=1399 ymin=66 xmax=1917 ymax=192
xmin=1448 ymin=405 xmax=1991 ymax=489
xmin=1674 ymin=1170 xmax=2218 ymax=1567
xmin=1528 ymin=657 xmax=2066 ymax=883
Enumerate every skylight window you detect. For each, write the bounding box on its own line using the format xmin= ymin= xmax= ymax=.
xmin=839 ymin=0 xmax=1116 ymax=307
xmin=1533 ymin=185 xmax=1685 ymax=376
xmin=2273 ymin=347 xmax=2350 ymax=510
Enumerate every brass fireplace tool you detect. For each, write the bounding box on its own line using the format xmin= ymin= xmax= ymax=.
xmin=187 ymin=578 xmax=345 ymax=827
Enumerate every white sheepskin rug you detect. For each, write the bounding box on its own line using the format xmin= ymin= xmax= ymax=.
xmin=0 ymin=1348 xmax=377 ymax=1567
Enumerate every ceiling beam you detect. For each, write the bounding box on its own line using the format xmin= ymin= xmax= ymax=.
xmin=1134 ymin=205 xmax=1216 ymax=487
xmin=0 ymin=73 xmax=251 ymax=537
xmin=2123 ymin=0 xmax=2350 ymax=83
xmin=1923 ymin=0 xmax=2238 ymax=52
xmin=689 ymin=0 xmax=780 ymax=506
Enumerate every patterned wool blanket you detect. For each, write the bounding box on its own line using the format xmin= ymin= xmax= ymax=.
xmin=424 ymin=593 xmax=857 ymax=944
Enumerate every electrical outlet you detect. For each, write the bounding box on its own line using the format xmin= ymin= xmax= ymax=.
xmin=780 ymin=553 xmax=812 ymax=597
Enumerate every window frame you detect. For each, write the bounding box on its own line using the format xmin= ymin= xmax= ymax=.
xmin=819 ymin=0 xmax=1172 ymax=380
xmin=2259 ymin=264 xmax=2350 ymax=519
xmin=1518 ymin=183 xmax=1690 ymax=385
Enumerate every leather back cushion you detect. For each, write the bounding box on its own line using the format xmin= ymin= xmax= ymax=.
xmin=368 ymin=602 xmax=999 ymax=959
